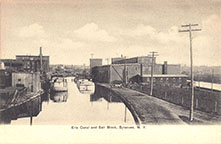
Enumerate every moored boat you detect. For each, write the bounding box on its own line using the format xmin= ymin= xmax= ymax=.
xmin=51 ymin=77 xmax=68 ymax=92
xmin=76 ymin=79 xmax=95 ymax=93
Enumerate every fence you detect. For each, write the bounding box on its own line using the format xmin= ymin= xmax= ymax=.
xmin=132 ymin=84 xmax=221 ymax=115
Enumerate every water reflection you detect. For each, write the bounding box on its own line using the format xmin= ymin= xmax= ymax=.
xmin=90 ymin=85 xmax=124 ymax=114
xmin=7 ymin=77 xmax=135 ymax=125
xmin=1 ymin=91 xmax=68 ymax=124
xmin=90 ymin=85 xmax=122 ymax=103
xmin=50 ymin=92 xmax=68 ymax=102
xmin=41 ymin=92 xmax=50 ymax=103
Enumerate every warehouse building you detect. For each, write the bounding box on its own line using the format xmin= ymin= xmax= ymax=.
xmin=90 ymin=58 xmax=102 ymax=69
xmin=1 ymin=47 xmax=50 ymax=73
xmin=92 ymin=56 xmax=183 ymax=85
xmin=16 ymin=55 xmax=49 ymax=73
xmin=112 ymin=56 xmax=155 ymax=65
xmin=0 ymin=59 xmax=23 ymax=72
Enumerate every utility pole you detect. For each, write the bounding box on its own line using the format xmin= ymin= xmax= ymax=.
xmin=39 ymin=47 xmax=43 ymax=74
xmin=124 ymin=64 xmax=128 ymax=86
xmin=179 ymin=24 xmax=201 ymax=121
xmin=197 ymin=69 xmax=200 ymax=90
xmin=149 ymin=52 xmax=158 ymax=96
xmin=211 ymin=69 xmax=214 ymax=92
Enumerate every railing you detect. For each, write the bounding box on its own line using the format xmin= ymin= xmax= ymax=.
xmin=130 ymin=83 xmax=221 ymax=115
xmin=9 ymin=87 xmax=28 ymax=105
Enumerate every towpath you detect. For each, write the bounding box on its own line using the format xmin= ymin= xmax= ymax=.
xmin=97 ymin=83 xmax=221 ymax=125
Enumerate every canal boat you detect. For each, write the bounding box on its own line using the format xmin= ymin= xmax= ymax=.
xmin=76 ymin=79 xmax=95 ymax=93
xmin=0 ymin=87 xmax=43 ymax=124
xmin=51 ymin=77 xmax=68 ymax=92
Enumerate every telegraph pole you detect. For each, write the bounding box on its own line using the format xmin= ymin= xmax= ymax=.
xmin=39 ymin=47 xmax=43 ymax=74
xmin=150 ymin=52 xmax=158 ymax=96
xmin=179 ymin=24 xmax=201 ymax=121
xmin=211 ymin=69 xmax=214 ymax=92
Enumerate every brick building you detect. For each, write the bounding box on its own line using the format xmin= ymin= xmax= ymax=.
xmin=92 ymin=63 xmax=141 ymax=84
xmin=92 ymin=56 xmax=183 ymax=84
xmin=111 ymin=55 xmax=125 ymax=64
xmin=111 ymin=57 xmax=125 ymax=64
xmin=0 ymin=59 xmax=23 ymax=72
xmin=112 ymin=56 xmax=156 ymax=65
xmin=16 ymin=55 xmax=49 ymax=73
xmin=1 ymin=47 xmax=50 ymax=73
xmin=90 ymin=58 xmax=102 ymax=69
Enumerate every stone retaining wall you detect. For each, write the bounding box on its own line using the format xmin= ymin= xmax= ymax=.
xmin=132 ymin=84 xmax=221 ymax=115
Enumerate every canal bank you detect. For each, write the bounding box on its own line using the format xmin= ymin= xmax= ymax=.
xmin=0 ymin=88 xmax=43 ymax=124
xmin=96 ymin=83 xmax=221 ymax=125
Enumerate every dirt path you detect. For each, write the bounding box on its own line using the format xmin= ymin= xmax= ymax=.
xmin=98 ymin=83 xmax=221 ymax=125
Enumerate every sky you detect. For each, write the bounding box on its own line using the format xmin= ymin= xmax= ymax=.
xmin=0 ymin=0 xmax=220 ymax=66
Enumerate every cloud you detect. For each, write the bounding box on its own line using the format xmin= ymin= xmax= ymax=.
xmin=58 ymin=38 xmax=85 ymax=50
xmin=193 ymin=35 xmax=220 ymax=65
xmin=38 ymin=38 xmax=85 ymax=54
xmin=124 ymin=24 xmax=184 ymax=44
xmin=74 ymin=23 xmax=116 ymax=42
xmin=192 ymin=14 xmax=221 ymax=66
xmin=46 ymin=38 xmax=87 ymax=64
xmin=202 ymin=14 xmax=221 ymax=36
xmin=155 ymin=26 xmax=184 ymax=43
xmin=119 ymin=17 xmax=220 ymax=66
xmin=19 ymin=23 xmax=46 ymax=38
xmin=128 ymin=24 xmax=156 ymax=37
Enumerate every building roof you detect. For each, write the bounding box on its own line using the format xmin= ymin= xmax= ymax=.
xmin=90 ymin=58 xmax=102 ymax=60
xmin=0 ymin=59 xmax=23 ymax=66
xmin=142 ymin=74 xmax=188 ymax=78
xmin=16 ymin=55 xmax=49 ymax=57
xmin=93 ymin=63 xmax=141 ymax=68
xmin=16 ymin=55 xmax=49 ymax=61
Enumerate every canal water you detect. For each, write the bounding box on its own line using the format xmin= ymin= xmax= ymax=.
xmin=10 ymin=77 xmax=135 ymax=125
xmin=194 ymin=81 xmax=221 ymax=91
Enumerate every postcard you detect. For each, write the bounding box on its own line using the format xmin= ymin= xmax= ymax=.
xmin=0 ymin=0 xmax=220 ymax=143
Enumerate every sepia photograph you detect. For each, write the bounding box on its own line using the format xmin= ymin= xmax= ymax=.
xmin=0 ymin=0 xmax=220 ymax=143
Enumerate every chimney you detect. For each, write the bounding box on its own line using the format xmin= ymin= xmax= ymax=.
xmin=40 ymin=47 xmax=42 ymax=55
xmin=163 ymin=61 xmax=167 ymax=74
xmin=40 ymin=47 xmax=43 ymax=73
